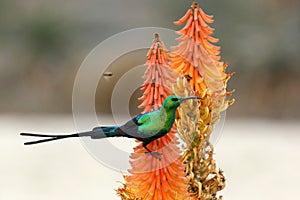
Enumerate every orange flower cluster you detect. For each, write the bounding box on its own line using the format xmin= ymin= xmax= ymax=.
xmin=138 ymin=33 xmax=175 ymax=113
xmin=170 ymin=2 xmax=234 ymax=114
xmin=117 ymin=34 xmax=192 ymax=200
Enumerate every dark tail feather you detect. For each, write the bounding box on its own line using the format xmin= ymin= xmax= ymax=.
xmin=20 ymin=132 xmax=76 ymax=138
xmin=20 ymin=126 xmax=120 ymax=145
xmin=20 ymin=131 xmax=95 ymax=145
xmin=22 ymin=136 xmax=74 ymax=145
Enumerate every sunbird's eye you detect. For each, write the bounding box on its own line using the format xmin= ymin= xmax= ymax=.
xmin=171 ymin=98 xmax=178 ymax=101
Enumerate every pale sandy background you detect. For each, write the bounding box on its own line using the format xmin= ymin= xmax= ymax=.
xmin=1 ymin=0 xmax=300 ymax=199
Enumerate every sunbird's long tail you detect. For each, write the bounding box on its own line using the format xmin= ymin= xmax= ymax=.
xmin=20 ymin=126 xmax=120 ymax=145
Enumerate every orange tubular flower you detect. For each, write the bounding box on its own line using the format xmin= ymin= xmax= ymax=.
xmin=171 ymin=2 xmax=234 ymax=112
xmin=138 ymin=33 xmax=175 ymax=113
xmin=117 ymin=33 xmax=192 ymax=200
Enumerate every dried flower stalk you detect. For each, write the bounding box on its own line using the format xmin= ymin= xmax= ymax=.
xmin=172 ymin=77 xmax=226 ymax=199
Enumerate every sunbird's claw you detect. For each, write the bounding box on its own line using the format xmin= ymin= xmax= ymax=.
xmin=145 ymin=151 xmax=161 ymax=160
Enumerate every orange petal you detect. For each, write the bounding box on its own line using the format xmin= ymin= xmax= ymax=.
xmin=174 ymin=9 xmax=192 ymax=25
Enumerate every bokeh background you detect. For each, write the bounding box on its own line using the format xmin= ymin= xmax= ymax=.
xmin=1 ymin=0 xmax=299 ymax=200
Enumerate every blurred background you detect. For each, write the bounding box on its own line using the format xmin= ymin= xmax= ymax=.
xmin=0 ymin=0 xmax=299 ymax=200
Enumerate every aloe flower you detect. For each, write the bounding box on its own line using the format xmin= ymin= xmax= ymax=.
xmin=170 ymin=2 xmax=234 ymax=199
xmin=117 ymin=33 xmax=192 ymax=200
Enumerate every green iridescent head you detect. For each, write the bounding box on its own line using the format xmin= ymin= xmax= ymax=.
xmin=162 ymin=95 xmax=200 ymax=110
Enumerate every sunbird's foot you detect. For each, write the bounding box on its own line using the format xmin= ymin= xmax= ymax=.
xmin=145 ymin=151 xmax=161 ymax=160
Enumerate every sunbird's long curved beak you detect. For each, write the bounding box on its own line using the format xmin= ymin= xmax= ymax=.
xmin=180 ymin=96 xmax=201 ymax=102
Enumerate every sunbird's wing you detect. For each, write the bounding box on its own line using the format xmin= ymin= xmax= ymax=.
xmin=118 ymin=112 xmax=152 ymax=139
xmin=118 ymin=114 xmax=142 ymax=138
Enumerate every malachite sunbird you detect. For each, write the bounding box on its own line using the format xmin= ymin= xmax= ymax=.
xmin=21 ymin=95 xmax=200 ymax=157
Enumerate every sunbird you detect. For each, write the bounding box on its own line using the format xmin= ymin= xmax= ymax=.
xmin=21 ymin=95 xmax=200 ymax=157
